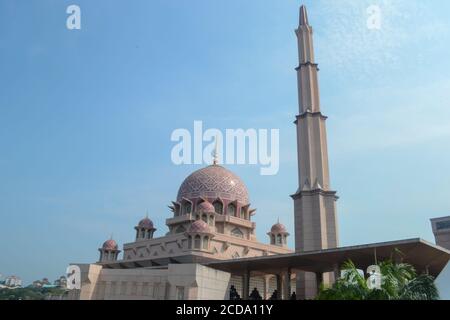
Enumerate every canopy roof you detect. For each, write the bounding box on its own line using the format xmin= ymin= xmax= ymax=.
xmin=207 ymin=238 xmax=450 ymax=277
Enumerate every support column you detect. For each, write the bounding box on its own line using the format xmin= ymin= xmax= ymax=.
xmin=276 ymin=274 xmax=282 ymax=300
xmin=263 ymin=275 xmax=270 ymax=300
xmin=315 ymin=272 xmax=323 ymax=294
xmin=283 ymin=269 xmax=292 ymax=300
xmin=242 ymin=270 xmax=250 ymax=300
xmin=333 ymin=264 xmax=340 ymax=281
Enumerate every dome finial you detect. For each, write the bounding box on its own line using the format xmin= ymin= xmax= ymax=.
xmin=213 ymin=135 xmax=219 ymax=165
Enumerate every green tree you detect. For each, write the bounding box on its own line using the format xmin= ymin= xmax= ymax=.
xmin=317 ymin=259 xmax=439 ymax=300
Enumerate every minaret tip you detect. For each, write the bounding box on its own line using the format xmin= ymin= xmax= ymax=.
xmin=299 ymin=5 xmax=309 ymax=26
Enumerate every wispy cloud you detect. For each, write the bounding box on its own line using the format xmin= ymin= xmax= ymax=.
xmin=313 ymin=0 xmax=450 ymax=79
xmin=330 ymin=78 xmax=450 ymax=154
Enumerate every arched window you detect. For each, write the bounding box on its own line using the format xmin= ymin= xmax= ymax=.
xmin=203 ymin=236 xmax=209 ymax=249
xmin=277 ymin=234 xmax=282 ymax=244
xmin=213 ymin=201 xmax=223 ymax=214
xmin=231 ymin=227 xmax=244 ymax=238
xmin=194 ymin=235 xmax=201 ymax=249
xmin=240 ymin=207 xmax=246 ymax=219
xmin=201 ymin=214 xmax=207 ymax=223
xmin=175 ymin=205 xmax=181 ymax=217
xmin=208 ymin=215 xmax=214 ymax=226
xmin=227 ymin=203 xmax=236 ymax=216
xmin=183 ymin=202 xmax=192 ymax=214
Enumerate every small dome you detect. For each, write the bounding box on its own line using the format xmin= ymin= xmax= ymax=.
xmin=102 ymin=239 xmax=118 ymax=250
xmin=188 ymin=220 xmax=212 ymax=234
xmin=271 ymin=222 xmax=288 ymax=234
xmin=197 ymin=201 xmax=215 ymax=213
xmin=138 ymin=217 xmax=154 ymax=229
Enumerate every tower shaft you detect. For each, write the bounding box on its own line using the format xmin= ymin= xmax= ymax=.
xmin=291 ymin=5 xmax=339 ymax=299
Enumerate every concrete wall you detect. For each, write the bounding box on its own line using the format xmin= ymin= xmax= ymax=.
xmin=72 ymin=263 xmax=231 ymax=300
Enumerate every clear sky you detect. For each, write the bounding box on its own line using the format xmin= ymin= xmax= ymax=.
xmin=1 ymin=0 xmax=450 ymax=285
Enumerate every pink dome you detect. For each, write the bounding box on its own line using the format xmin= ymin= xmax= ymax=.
xmin=271 ymin=223 xmax=288 ymax=234
xmin=102 ymin=239 xmax=118 ymax=250
xmin=188 ymin=220 xmax=212 ymax=234
xmin=138 ymin=217 xmax=154 ymax=229
xmin=177 ymin=165 xmax=249 ymax=204
xmin=197 ymin=201 xmax=215 ymax=213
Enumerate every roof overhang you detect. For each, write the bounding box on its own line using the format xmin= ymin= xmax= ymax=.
xmin=206 ymin=238 xmax=450 ymax=277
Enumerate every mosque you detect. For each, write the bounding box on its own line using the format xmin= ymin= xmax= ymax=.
xmin=68 ymin=5 xmax=450 ymax=300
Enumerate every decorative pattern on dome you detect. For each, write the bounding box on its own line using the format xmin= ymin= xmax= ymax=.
xmin=271 ymin=223 xmax=288 ymax=234
xmin=197 ymin=201 xmax=215 ymax=213
xmin=177 ymin=165 xmax=249 ymax=204
xmin=138 ymin=217 xmax=154 ymax=229
xmin=102 ymin=239 xmax=118 ymax=250
xmin=188 ymin=220 xmax=212 ymax=234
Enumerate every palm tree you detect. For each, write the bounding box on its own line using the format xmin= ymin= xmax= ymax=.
xmin=317 ymin=259 xmax=439 ymax=300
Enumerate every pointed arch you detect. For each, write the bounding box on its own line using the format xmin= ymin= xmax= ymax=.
xmin=227 ymin=202 xmax=237 ymax=216
xmin=231 ymin=227 xmax=244 ymax=238
xmin=175 ymin=225 xmax=186 ymax=234
xmin=213 ymin=199 xmax=224 ymax=214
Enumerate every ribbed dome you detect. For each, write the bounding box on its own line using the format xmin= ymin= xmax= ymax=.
xmin=271 ymin=223 xmax=288 ymax=234
xmin=197 ymin=201 xmax=215 ymax=213
xmin=188 ymin=220 xmax=212 ymax=234
xmin=138 ymin=217 xmax=154 ymax=229
xmin=177 ymin=165 xmax=249 ymax=204
xmin=102 ymin=239 xmax=118 ymax=250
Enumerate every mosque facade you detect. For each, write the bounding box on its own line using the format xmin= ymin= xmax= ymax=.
xmin=67 ymin=5 xmax=450 ymax=300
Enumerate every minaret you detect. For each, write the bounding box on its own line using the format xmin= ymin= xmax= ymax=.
xmin=291 ymin=5 xmax=339 ymax=299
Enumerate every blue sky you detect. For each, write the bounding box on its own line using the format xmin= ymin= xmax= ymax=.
xmin=1 ymin=0 xmax=450 ymax=285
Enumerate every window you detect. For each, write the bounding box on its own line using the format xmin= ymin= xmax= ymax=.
xmin=153 ymin=283 xmax=160 ymax=299
xmin=194 ymin=235 xmax=201 ymax=249
xmin=131 ymin=282 xmax=137 ymax=295
xmin=120 ymin=282 xmax=127 ymax=295
xmin=184 ymin=202 xmax=192 ymax=214
xmin=231 ymin=227 xmax=244 ymax=238
xmin=213 ymin=201 xmax=223 ymax=214
xmin=203 ymin=236 xmax=209 ymax=249
xmin=271 ymin=235 xmax=275 ymax=244
xmin=110 ymin=282 xmax=117 ymax=296
xmin=240 ymin=207 xmax=246 ymax=219
xmin=142 ymin=283 xmax=148 ymax=296
xmin=228 ymin=203 xmax=236 ymax=216
xmin=176 ymin=286 xmax=185 ymax=300
xmin=437 ymin=220 xmax=450 ymax=230
xmin=277 ymin=234 xmax=282 ymax=244
xmin=201 ymin=214 xmax=207 ymax=223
